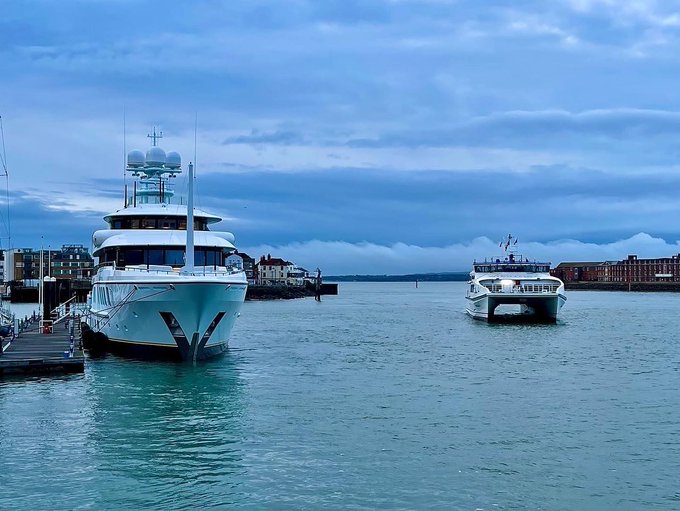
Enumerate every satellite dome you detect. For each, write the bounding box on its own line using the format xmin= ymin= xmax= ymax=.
xmin=166 ymin=151 xmax=181 ymax=169
xmin=127 ymin=150 xmax=145 ymax=168
xmin=146 ymin=147 xmax=166 ymax=166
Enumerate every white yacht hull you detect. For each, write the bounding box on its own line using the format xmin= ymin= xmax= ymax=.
xmin=87 ymin=270 xmax=247 ymax=361
xmin=466 ymin=292 xmax=566 ymax=323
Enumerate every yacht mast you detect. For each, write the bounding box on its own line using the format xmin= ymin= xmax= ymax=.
xmin=182 ymin=162 xmax=195 ymax=275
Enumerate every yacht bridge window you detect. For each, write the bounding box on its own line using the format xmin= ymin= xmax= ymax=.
xmin=101 ymin=246 xmax=234 ymax=268
xmin=110 ymin=216 xmax=208 ymax=231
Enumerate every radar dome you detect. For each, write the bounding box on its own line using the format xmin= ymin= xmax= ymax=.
xmin=146 ymin=147 xmax=166 ymax=166
xmin=127 ymin=150 xmax=145 ymax=168
xmin=166 ymin=151 xmax=181 ymax=169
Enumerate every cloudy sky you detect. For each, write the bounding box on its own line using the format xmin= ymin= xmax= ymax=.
xmin=3 ymin=0 xmax=680 ymax=273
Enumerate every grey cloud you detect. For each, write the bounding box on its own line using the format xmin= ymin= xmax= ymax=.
xmin=243 ymin=233 xmax=680 ymax=274
xmin=223 ymin=130 xmax=306 ymax=146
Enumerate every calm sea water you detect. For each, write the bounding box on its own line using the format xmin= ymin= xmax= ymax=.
xmin=1 ymin=283 xmax=678 ymax=510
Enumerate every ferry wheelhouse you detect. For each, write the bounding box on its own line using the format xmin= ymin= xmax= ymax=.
xmin=87 ymin=131 xmax=247 ymax=360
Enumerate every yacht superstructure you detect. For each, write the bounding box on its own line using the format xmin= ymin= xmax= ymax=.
xmin=87 ymin=130 xmax=247 ymax=360
xmin=465 ymin=237 xmax=566 ymax=323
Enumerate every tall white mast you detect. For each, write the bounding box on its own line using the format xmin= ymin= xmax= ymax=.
xmin=182 ymin=162 xmax=195 ymax=275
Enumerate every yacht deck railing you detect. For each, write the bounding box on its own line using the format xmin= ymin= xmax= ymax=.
xmin=94 ymin=263 xmax=244 ymax=277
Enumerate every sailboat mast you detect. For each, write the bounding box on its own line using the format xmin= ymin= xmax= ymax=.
xmin=0 ymin=116 xmax=11 ymax=250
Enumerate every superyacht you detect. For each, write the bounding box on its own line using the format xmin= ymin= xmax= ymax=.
xmin=87 ymin=130 xmax=247 ymax=360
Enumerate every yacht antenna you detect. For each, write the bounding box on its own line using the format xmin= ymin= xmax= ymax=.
xmin=123 ymin=108 xmax=127 ymax=207
xmin=194 ymin=113 xmax=197 ymax=173
xmin=147 ymin=126 xmax=163 ymax=147
xmin=193 ymin=112 xmax=203 ymax=209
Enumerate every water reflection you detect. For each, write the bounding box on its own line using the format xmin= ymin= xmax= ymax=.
xmin=85 ymin=353 xmax=247 ymax=508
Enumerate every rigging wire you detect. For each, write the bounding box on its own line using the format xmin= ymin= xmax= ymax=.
xmin=90 ymin=286 xmax=173 ymax=330
xmin=0 ymin=116 xmax=11 ymax=250
xmin=0 ymin=116 xmax=7 ymax=173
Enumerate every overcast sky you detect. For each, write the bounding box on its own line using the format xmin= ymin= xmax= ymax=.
xmin=3 ymin=0 xmax=680 ymax=273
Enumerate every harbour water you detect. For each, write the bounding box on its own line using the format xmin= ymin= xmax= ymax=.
xmin=1 ymin=283 xmax=678 ymax=510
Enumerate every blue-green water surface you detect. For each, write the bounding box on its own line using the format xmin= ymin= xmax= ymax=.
xmin=1 ymin=283 xmax=678 ymax=510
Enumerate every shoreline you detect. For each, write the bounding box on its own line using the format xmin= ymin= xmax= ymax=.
xmin=246 ymin=283 xmax=338 ymax=300
xmin=565 ymin=281 xmax=680 ymax=292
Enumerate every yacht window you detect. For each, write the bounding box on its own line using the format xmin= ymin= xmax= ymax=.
xmin=195 ymin=250 xmax=206 ymax=266
xmin=126 ymin=250 xmax=144 ymax=265
xmin=166 ymin=250 xmax=185 ymax=266
xmin=130 ymin=219 xmax=140 ymax=229
xmin=148 ymin=249 xmax=163 ymax=265
xmin=142 ymin=218 xmax=156 ymax=229
xmin=113 ymin=220 xmax=123 ymax=229
xmin=206 ymin=250 xmax=217 ymax=266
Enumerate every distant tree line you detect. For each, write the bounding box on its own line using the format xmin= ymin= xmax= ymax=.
xmin=325 ymin=272 xmax=468 ymax=282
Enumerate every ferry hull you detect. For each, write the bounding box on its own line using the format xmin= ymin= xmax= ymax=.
xmin=87 ymin=279 xmax=247 ymax=361
xmin=466 ymin=293 xmax=566 ymax=323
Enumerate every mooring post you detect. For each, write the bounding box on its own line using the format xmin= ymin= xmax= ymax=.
xmin=315 ymin=268 xmax=322 ymax=301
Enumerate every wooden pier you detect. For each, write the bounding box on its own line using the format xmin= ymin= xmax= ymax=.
xmin=0 ymin=319 xmax=84 ymax=376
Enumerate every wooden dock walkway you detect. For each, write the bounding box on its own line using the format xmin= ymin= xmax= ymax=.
xmin=0 ymin=319 xmax=84 ymax=376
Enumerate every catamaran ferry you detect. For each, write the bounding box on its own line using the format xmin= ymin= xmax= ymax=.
xmin=465 ymin=236 xmax=566 ymax=323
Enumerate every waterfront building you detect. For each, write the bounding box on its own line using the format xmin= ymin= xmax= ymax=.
xmin=51 ymin=244 xmax=94 ymax=280
xmin=256 ymin=255 xmax=295 ymax=285
xmin=553 ymin=254 xmax=680 ymax=283
xmin=255 ymin=255 xmax=310 ymax=286
xmin=609 ymin=254 xmax=680 ymax=282
xmin=551 ymin=261 xmax=603 ymax=282
xmin=3 ymin=245 xmax=93 ymax=284
xmin=235 ymin=251 xmax=256 ymax=284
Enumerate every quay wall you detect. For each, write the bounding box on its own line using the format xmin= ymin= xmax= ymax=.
xmin=246 ymin=283 xmax=338 ymax=300
xmin=565 ymin=281 xmax=680 ymax=292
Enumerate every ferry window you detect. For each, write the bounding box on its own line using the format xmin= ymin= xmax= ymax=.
xmin=148 ymin=249 xmax=163 ymax=265
xmin=166 ymin=250 xmax=184 ymax=266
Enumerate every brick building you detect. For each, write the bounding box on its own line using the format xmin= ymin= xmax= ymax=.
xmin=551 ymin=262 xmax=603 ymax=282
xmin=609 ymin=254 xmax=680 ymax=282
xmin=552 ymin=254 xmax=680 ymax=283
